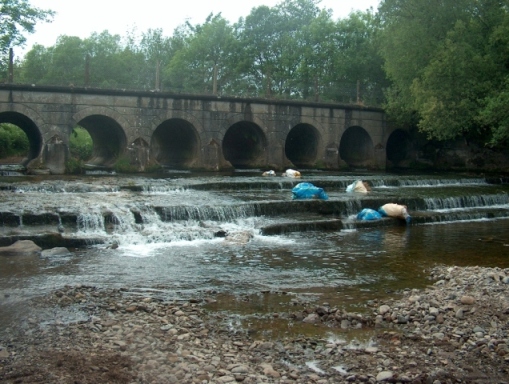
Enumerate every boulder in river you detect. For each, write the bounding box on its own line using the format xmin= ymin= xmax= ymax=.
xmin=40 ymin=247 xmax=73 ymax=258
xmin=224 ymin=231 xmax=253 ymax=244
xmin=0 ymin=240 xmax=42 ymax=256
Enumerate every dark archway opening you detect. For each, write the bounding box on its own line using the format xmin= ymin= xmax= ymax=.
xmin=0 ymin=112 xmax=41 ymax=167
xmin=78 ymin=115 xmax=127 ymax=167
xmin=151 ymin=118 xmax=199 ymax=168
xmin=222 ymin=122 xmax=266 ymax=169
xmin=386 ymin=129 xmax=413 ymax=167
xmin=285 ymin=123 xmax=320 ymax=168
xmin=339 ymin=126 xmax=374 ymax=168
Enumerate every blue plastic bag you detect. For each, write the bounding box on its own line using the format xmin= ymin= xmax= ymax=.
xmin=356 ymin=208 xmax=382 ymax=221
xmin=292 ymin=182 xmax=328 ymax=200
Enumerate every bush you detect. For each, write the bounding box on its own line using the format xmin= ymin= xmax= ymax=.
xmin=65 ymin=157 xmax=85 ymax=174
xmin=0 ymin=124 xmax=29 ymax=158
xmin=113 ymin=155 xmax=137 ymax=173
xmin=70 ymin=127 xmax=92 ymax=161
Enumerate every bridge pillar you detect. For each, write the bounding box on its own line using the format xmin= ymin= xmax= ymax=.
xmin=126 ymin=139 xmax=150 ymax=172
xmin=324 ymin=145 xmax=339 ymax=168
xmin=202 ymin=140 xmax=220 ymax=171
xmin=44 ymin=135 xmax=68 ymax=174
xmin=374 ymin=143 xmax=386 ymax=170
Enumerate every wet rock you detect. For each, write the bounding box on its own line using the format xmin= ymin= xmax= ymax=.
xmin=0 ymin=240 xmax=41 ymax=256
xmin=302 ymin=313 xmax=320 ymax=323
xmin=224 ymin=231 xmax=253 ymax=244
xmin=41 ymin=247 xmax=73 ymax=257
xmin=379 ymin=305 xmax=391 ymax=315
xmin=460 ymin=295 xmax=476 ymax=305
xmin=1 ymin=265 xmax=509 ymax=383
xmin=0 ymin=349 xmax=9 ymax=359
xmin=376 ymin=370 xmax=393 ymax=381
xmin=260 ymin=363 xmax=280 ymax=378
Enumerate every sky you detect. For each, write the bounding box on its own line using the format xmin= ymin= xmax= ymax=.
xmin=19 ymin=0 xmax=381 ymax=57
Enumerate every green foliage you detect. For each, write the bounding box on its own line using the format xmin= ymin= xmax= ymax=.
xmin=0 ymin=123 xmax=28 ymax=157
xmin=113 ymin=155 xmax=137 ymax=173
xmin=0 ymin=0 xmax=53 ymax=77
xmin=378 ymin=0 xmax=509 ymax=146
xmin=144 ymin=162 xmax=163 ymax=173
xmin=65 ymin=157 xmax=84 ymax=174
xmin=18 ymin=0 xmax=388 ymax=103
xmin=69 ymin=127 xmax=92 ymax=161
xmin=477 ymin=76 xmax=509 ymax=147
xmin=234 ymin=0 xmax=323 ymax=98
xmin=164 ymin=14 xmax=238 ymax=94
xmin=14 ymin=0 xmax=509 ymax=148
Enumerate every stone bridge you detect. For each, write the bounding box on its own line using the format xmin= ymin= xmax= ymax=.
xmin=0 ymin=84 xmax=413 ymax=174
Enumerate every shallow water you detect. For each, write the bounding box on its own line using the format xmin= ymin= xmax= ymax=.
xmin=1 ymin=171 xmax=508 ymax=338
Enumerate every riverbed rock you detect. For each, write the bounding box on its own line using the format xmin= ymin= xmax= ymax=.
xmin=460 ymin=295 xmax=476 ymax=305
xmin=0 ymin=240 xmax=41 ymax=256
xmin=224 ymin=231 xmax=253 ymax=244
xmin=1 ymin=265 xmax=508 ymax=383
xmin=40 ymin=247 xmax=72 ymax=257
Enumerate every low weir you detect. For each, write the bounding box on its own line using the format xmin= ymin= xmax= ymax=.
xmin=1 ymin=171 xmax=508 ymax=247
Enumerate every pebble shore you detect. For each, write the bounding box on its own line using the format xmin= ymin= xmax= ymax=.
xmin=1 ymin=265 xmax=508 ymax=383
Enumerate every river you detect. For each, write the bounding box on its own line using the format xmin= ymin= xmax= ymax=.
xmin=1 ymin=170 xmax=508 ymax=339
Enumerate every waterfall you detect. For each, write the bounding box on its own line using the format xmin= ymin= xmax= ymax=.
xmin=424 ymin=193 xmax=509 ymax=211
xmin=157 ymin=204 xmax=256 ymax=222
xmin=77 ymin=212 xmax=105 ymax=233
xmin=1 ymin=173 xmax=508 ymax=249
xmin=371 ymin=177 xmax=488 ymax=188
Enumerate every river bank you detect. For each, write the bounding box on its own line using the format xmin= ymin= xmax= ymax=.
xmin=0 ymin=265 xmax=508 ymax=384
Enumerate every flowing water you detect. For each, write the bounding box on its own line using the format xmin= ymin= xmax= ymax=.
xmin=1 ymin=170 xmax=509 ymax=339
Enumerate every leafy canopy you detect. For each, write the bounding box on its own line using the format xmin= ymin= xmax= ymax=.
xmin=0 ymin=0 xmax=53 ymax=74
xmin=378 ymin=0 xmax=509 ymax=147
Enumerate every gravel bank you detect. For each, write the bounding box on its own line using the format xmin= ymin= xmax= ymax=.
xmin=1 ymin=265 xmax=508 ymax=383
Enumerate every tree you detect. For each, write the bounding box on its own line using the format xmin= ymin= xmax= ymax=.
xmin=377 ymin=0 xmax=509 ymax=146
xmin=411 ymin=19 xmax=498 ymax=141
xmin=20 ymin=30 xmax=148 ymax=89
xmin=84 ymin=31 xmax=146 ymax=89
xmin=377 ymin=0 xmax=471 ymax=122
xmin=164 ymin=14 xmax=237 ymax=94
xmin=17 ymin=43 xmax=50 ymax=83
xmin=235 ymin=0 xmax=322 ymax=98
xmin=296 ymin=9 xmax=337 ymax=100
xmin=139 ymin=28 xmax=175 ymax=90
xmin=329 ymin=10 xmax=388 ymax=104
xmin=0 ymin=0 xmax=53 ymax=76
xmin=475 ymin=8 xmax=509 ymax=146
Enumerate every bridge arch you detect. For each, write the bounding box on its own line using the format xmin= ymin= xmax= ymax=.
xmin=386 ymin=129 xmax=414 ymax=167
xmin=222 ymin=121 xmax=267 ymax=169
xmin=339 ymin=126 xmax=374 ymax=168
xmin=72 ymin=109 xmax=128 ymax=167
xmin=285 ymin=123 xmax=321 ymax=168
xmin=0 ymin=86 xmax=390 ymax=172
xmin=0 ymin=109 xmax=43 ymax=166
xmin=150 ymin=118 xmax=200 ymax=168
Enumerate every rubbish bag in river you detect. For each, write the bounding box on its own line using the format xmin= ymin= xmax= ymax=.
xmin=282 ymin=169 xmax=301 ymax=178
xmin=292 ymin=182 xmax=328 ymax=200
xmin=346 ymin=180 xmax=370 ymax=193
xmin=356 ymin=208 xmax=382 ymax=221
xmin=378 ymin=203 xmax=412 ymax=224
